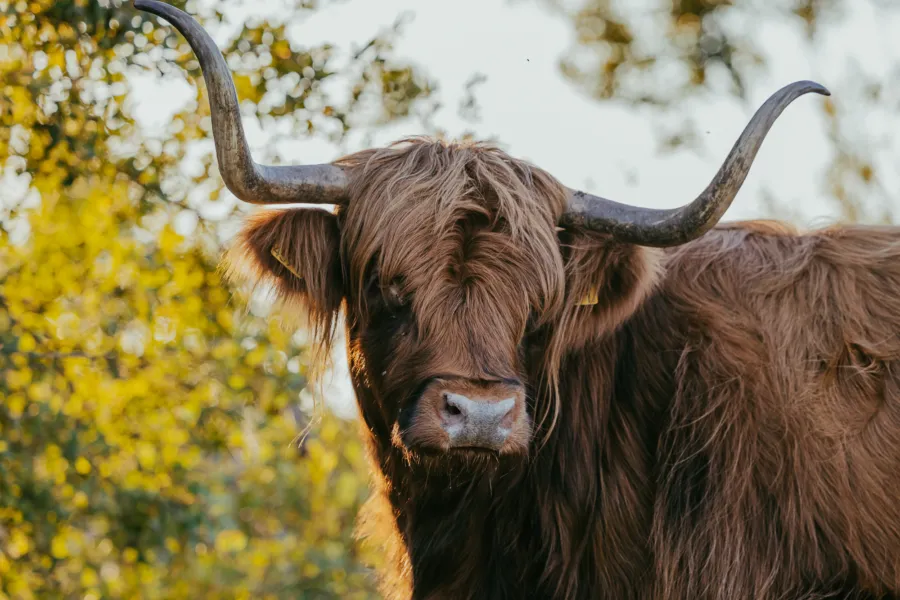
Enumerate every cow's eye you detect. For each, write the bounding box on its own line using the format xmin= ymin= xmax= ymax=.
xmin=385 ymin=282 xmax=407 ymax=309
xmin=364 ymin=271 xmax=408 ymax=312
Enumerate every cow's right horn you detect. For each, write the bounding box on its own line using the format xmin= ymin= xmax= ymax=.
xmin=561 ymin=80 xmax=830 ymax=247
xmin=135 ymin=0 xmax=348 ymax=205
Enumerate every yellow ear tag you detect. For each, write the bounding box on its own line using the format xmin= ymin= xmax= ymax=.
xmin=576 ymin=286 xmax=599 ymax=306
xmin=270 ymin=246 xmax=303 ymax=280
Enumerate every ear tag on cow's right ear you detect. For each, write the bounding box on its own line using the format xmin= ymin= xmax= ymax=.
xmin=576 ymin=286 xmax=599 ymax=306
xmin=270 ymin=246 xmax=303 ymax=280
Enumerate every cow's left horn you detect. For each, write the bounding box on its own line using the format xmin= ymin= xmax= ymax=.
xmin=134 ymin=0 xmax=348 ymax=204
xmin=562 ymin=80 xmax=830 ymax=247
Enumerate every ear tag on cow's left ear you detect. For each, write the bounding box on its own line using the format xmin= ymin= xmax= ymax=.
xmin=576 ymin=286 xmax=599 ymax=306
xmin=270 ymin=246 xmax=303 ymax=280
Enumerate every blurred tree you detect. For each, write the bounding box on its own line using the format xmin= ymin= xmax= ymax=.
xmin=0 ymin=0 xmax=433 ymax=598
xmin=538 ymin=0 xmax=900 ymax=224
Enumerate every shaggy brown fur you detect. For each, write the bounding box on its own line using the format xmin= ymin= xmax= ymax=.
xmin=224 ymin=138 xmax=900 ymax=600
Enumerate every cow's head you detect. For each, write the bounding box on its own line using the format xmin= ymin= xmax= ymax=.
xmin=137 ymin=0 xmax=827 ymax=468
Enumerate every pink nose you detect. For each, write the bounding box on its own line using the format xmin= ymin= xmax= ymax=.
xmin=439 ymin=392 xmax=517 ymax=450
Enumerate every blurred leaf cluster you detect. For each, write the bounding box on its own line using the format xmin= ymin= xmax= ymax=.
xmin=547 ymin=0 xmax=846 ymax=104
xmin=0 ymin=0 xmax=433 ymax=598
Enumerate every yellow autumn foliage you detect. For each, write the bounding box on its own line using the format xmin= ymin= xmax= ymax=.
xmin=0 ymin=111 xmax=382 ymax=600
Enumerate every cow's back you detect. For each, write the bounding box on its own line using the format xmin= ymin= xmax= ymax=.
xmin=646 ymin=221 xmax=900 ymax=599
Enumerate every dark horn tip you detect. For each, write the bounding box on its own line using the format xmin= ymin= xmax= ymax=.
xmin=798 ymin=80 xmax=831 ymax=97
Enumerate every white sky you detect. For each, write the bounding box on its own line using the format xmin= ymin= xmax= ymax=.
xmin=129 ymin=0 xmax=898 ymax=416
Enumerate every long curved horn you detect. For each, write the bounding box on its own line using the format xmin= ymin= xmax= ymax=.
xmin=134 ymin=0 xmax=348 ymax=204
xmin=562 ymin=80 xmax=830 ymax=247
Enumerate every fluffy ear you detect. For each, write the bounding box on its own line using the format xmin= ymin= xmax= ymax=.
xmin=223 ymin=207 xmax=343 ymax=350
xmin=552 ymin=227 xmax=663 ymax=351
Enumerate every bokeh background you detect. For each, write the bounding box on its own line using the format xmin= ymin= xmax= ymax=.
xmin=1 ymin=0 xmax=897 ymax=598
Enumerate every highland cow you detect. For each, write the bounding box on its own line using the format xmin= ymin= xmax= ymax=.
xmin=137 ymin=2 xmax=900 ymax=598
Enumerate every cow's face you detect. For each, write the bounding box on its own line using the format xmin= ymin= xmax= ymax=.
xmin=225 ymin=140 xmax=660 ymax=469
xmin=345 ymin=209 xmax=561 ymax=462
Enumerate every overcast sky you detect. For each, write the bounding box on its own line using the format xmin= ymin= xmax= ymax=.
xmin=129 ymin=0 xmax=898 ymax=416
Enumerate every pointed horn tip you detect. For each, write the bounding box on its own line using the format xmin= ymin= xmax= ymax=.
xmin=795 ymin=80 xmax=831 ymax=97
xmin=810 ymin=83 xmax=831 ymax=97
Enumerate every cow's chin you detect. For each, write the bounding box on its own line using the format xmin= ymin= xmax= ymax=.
xmin=391 ymin=424 xmax=531 ymax=477
xmin=412 ymin=446 xmax=529 ymax=478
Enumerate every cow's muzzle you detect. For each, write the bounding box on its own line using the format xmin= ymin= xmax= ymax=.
xmin=402 ymin=378 xmax=531 ymax=454
xmin=440 ymin=392 xmax=516 ymax=449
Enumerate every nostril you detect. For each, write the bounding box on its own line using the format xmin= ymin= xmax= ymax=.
xmin=441 ymin=393 xmax=465 ymax=423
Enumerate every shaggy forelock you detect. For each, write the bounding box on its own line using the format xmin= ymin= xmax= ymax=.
xmin=335 ymin=137 xmax=569 ymax=333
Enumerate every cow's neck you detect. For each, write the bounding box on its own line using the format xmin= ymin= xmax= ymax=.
xmin=359 ymin=411 xmax=532 ymax=598
xmin=354 ymin=315 xmax=673 ymax=599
